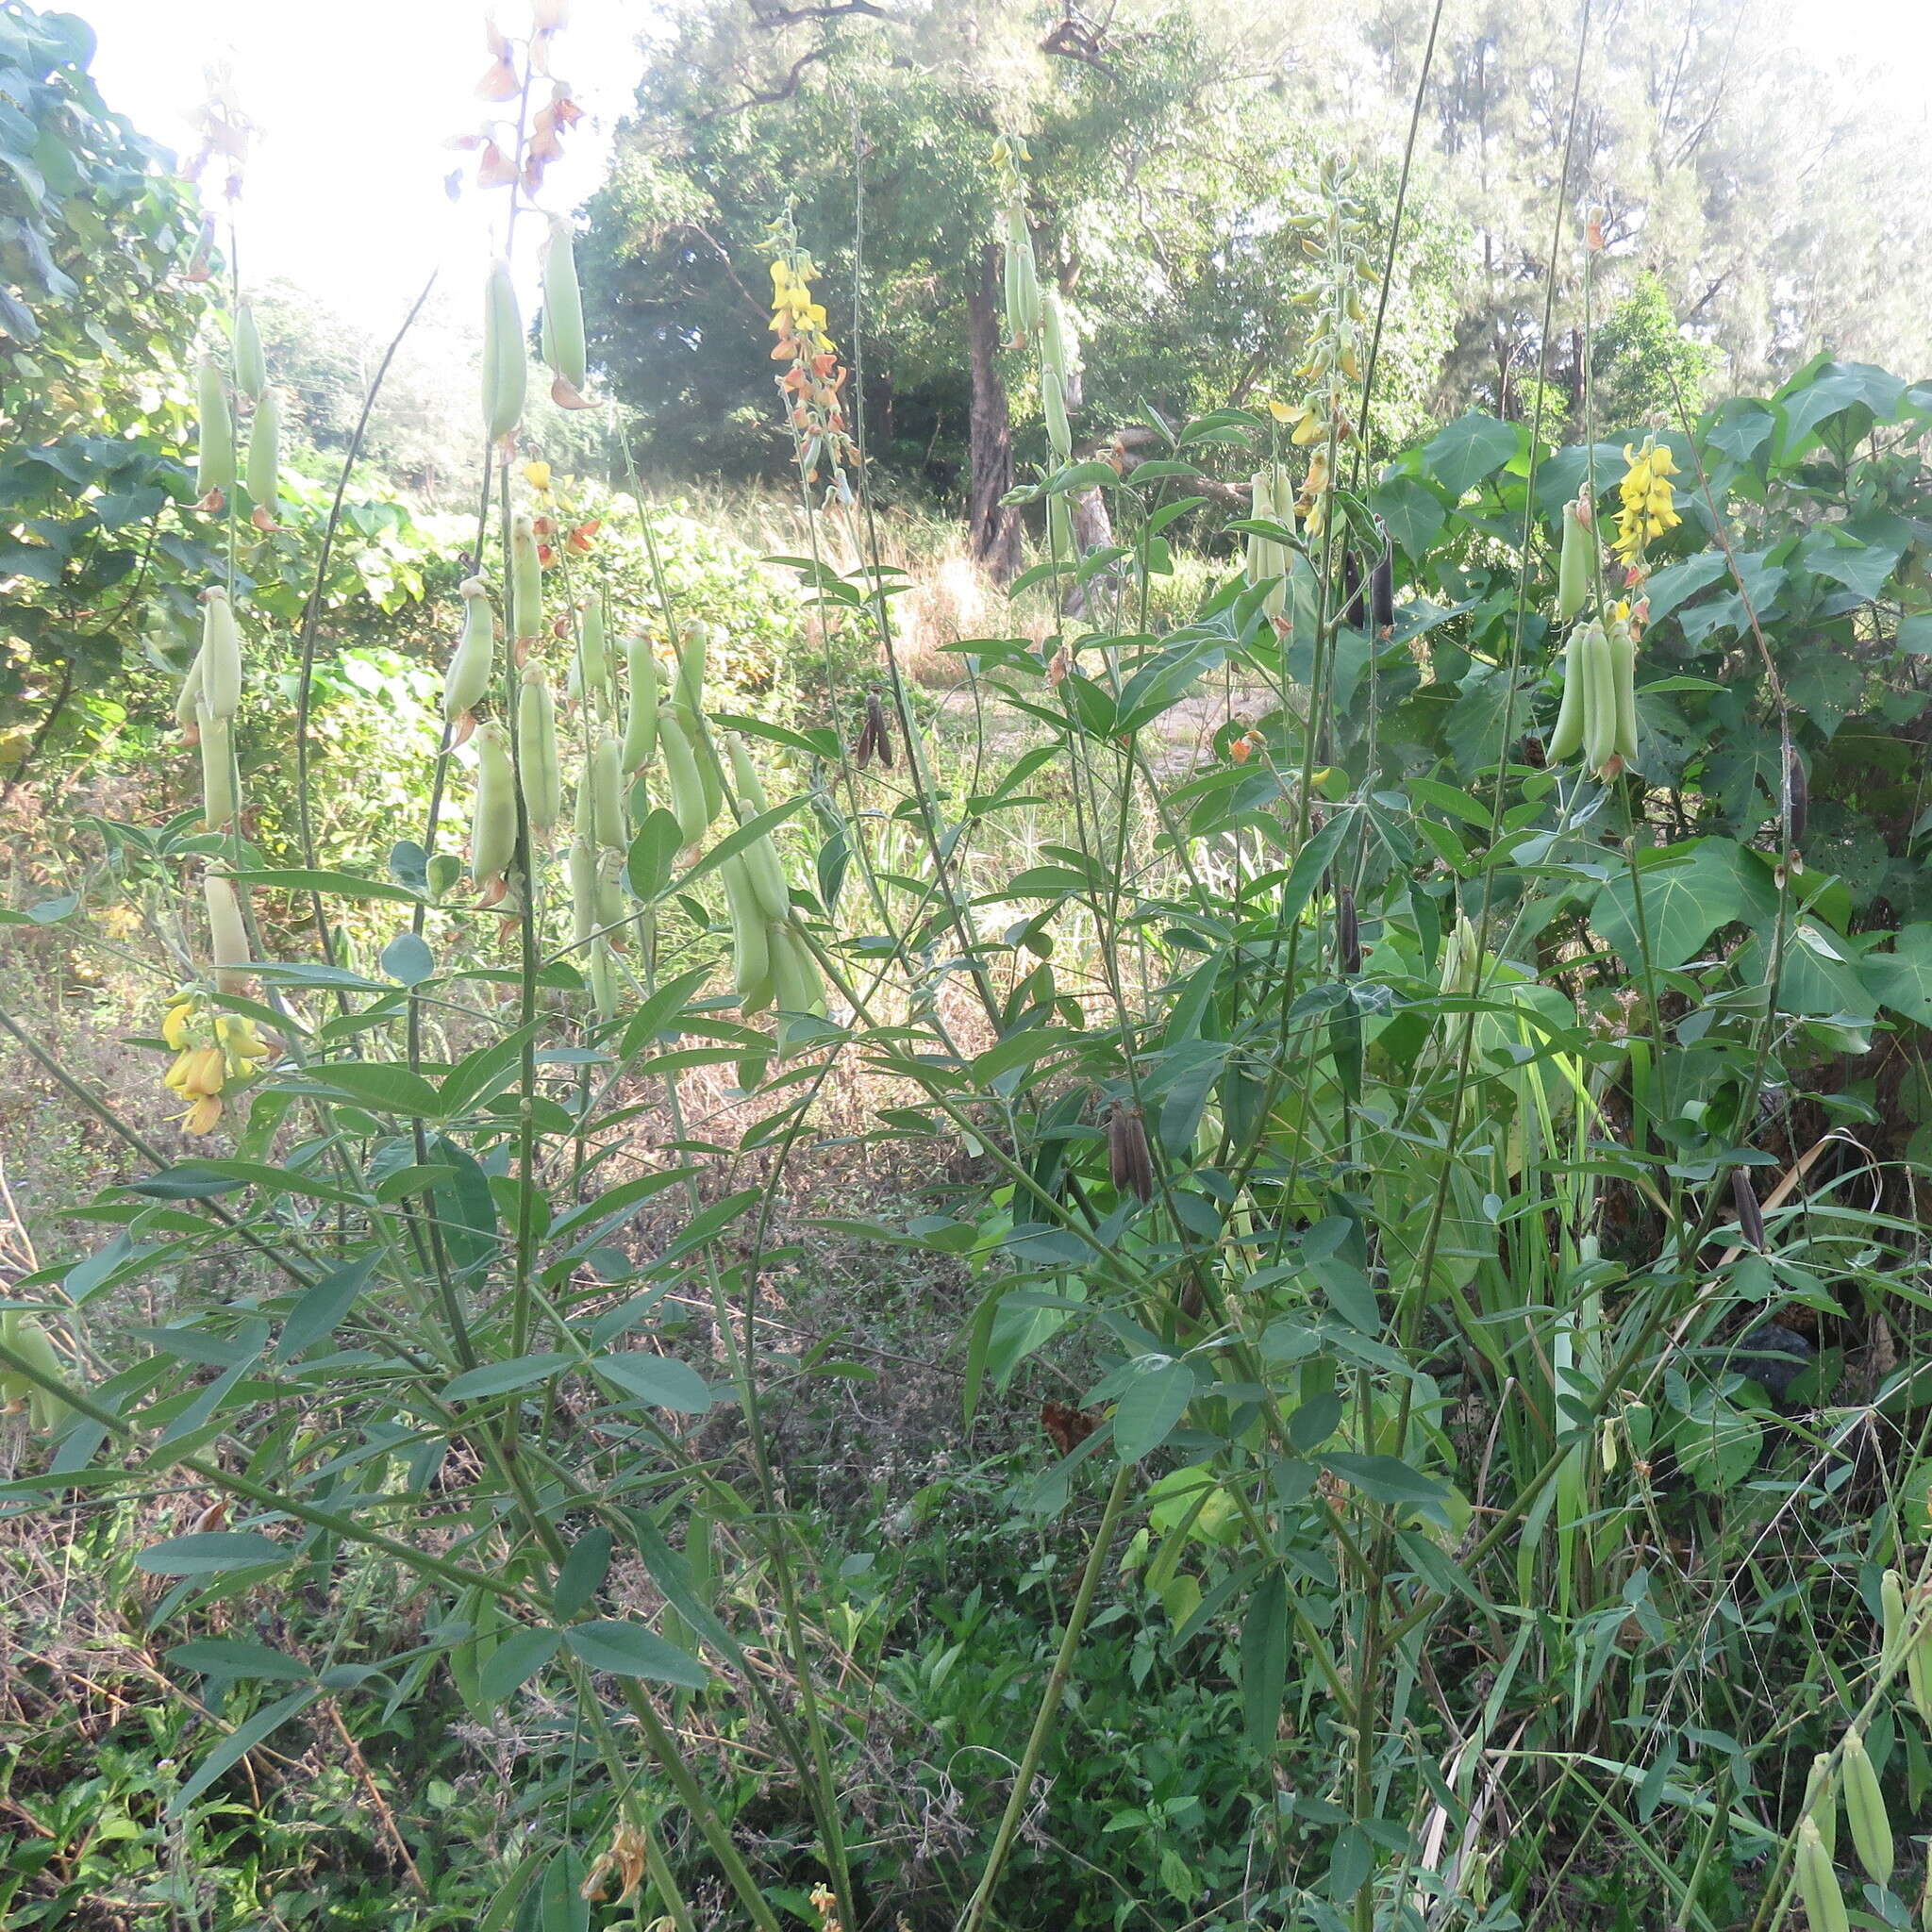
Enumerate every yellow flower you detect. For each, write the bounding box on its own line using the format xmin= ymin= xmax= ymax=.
xmin=1267 ymin=399 xmax=1292 ymax=424
xmin=522 ymin=460 xmax=551 ymax=491
xmin=183 ymin=1095 xmax=224 ymax=1135
xmin=1613 ymin=440 xmax=1675 ymax=566
xmin=162 ymin=1001 xmax=193 ymax=1051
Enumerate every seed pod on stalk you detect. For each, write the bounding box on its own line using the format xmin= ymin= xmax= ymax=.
xmin=588 ymin=734 xmax=625 ymax=856
xmin=1730 ymin=1168 xmax=1765 ymax=1250
xmin=232 ymin=302 xmax=267 ymax=402
xmin=620 ymin=636 xmax=658 ymax=773
xmin=1107 ymin=1102 xmax=1155 ymax=1204
xmin=1003 ymin=205 xmax=1040 ymax=346
xmin=579 ymin=593 xmax=609 ymax=692
xmin=1341 ymin=549 xmax=1364 ymax=629
xmin=509 ymin=513 xmax=542 ymax=645
xmin=199 ymin=708 xmax=237 ymax=832
xmin=1794 ymin=1817 xmax=1849 ymax=1932
xmin=199 ymin=586 xmax=242 ymax=723
xmin=725 ymin=736 xmax=791 ymax=924
xmin=541 ymin=215 xmax=590 ymax=405
xmin=1841 ymin=1728 xmax=1893 ymax=1885
xmin=769 ymin=921 xmax=827 ymax=1050
xmin=1336 ymin=886 xmax=1360 ymax=975
xmin=721 ymin=851 xmax=774 ymax=1014
xmin=204 ymin=869 xmax=252 ymax=993
xmin=1371 ymin=545 xmax=1395 ymax=631
xmin=568 ymin=830 xmax=598 ymax=951
xmin=1047 ymin=491 xmax=1075 ymax=563
xmin=1545 ymin=631 xmax=1588 ymax=762
xmin=481 ymin=258 xmax=526 ymax=445
xmin=1581 ymin=621 xmax=1618 ymax=775
xmin=1041 ymin=366 xmax=1072 ymax=461
xmin=175 ymin=645 xmax=207 ymax=741
xmin=589 ymin=937 xmax=618 ymax=1020
xmin=1607 ymin=618 xmax=1640 ymax=766
xmin=1557 ymin=493 xmax=1594 ymax=622
xmin=442 ymin=576 xmax=497 ymax=733
xmin=1040 ymin=286 xmax=1074 ymax=383
xmin=1803 ymin=1755 xmax=1837 ymax=1860
xmin=666 ymin=697 xmax=724 ymax=826
xmin=196 ymin=358 xmax=234 ymax=501
xmin=674 ymin=620 xmax=707 ymax=715
xmin=1787 ymin=745 xmax=1808 ymax=852
xmin=657 ymin=704 xmax=711 ymax=845
xmin=518 ymin=661 xmax=561 ymax=840
xmin=593 ymin=847 xmax=626 ymax=933
xmin=0 ymin=1310 xmax=71 ymax=1433
xmin=246 ymin=386 xmax=281 ymax=528
xmin=469 ymin=719 xmax=517 ymax=898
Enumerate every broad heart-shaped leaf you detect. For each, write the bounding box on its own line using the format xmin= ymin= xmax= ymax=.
xmin=591 ymin=1351 xmax=713 ymax=1415
xmin=136 ymin=1531 xmax=291 ymax=1575
xmin=1862 ymin=924 xmax=1932 ymax=1027
xmin=563 ymin=1618 xmax=708 ymax=1689
xmin=379 ymin=930 xmax=436 ymax=986
xmin=1368 ymin=475 xmax=1446 ymax=558
xmin=1113 ymin=1355 xmax=1194 ymax=1462
xmin=1642 ymin=549 xmax=1728 ymax=625
xmin=1421 ymin=413 xmax=1521 ymax=499
xmin=1590 ymin=838 xmax=1775 ymax=970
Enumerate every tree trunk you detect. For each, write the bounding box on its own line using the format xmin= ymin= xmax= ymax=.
xmin=965 ymin=242 xmax=1022 ymax=583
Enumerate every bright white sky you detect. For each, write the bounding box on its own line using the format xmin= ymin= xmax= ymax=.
xmin=75 ymin=0 xmax=1932 ymax=336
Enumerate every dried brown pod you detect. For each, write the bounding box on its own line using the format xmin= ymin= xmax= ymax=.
xmin=1336 ymin=885 xmax=1360 ymax=975
xmin=854 ymin=691 xmax=893 ymax=769
xmin=1341 ymin=548 xmax=1364 ymax=629
xmin=1371 ymin=544 xmax=1394 ymax=632
xmin=1731 ymin=1168 xmax=1766 ymax=1250
xmin=1108 ymin=1101 xmax=1156 ymax=1204
xmin=1786 ymin=744 xmax=1807 ymax=852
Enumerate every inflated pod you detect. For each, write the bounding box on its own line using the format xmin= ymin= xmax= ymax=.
xmin=726 ymin=739 xmax=791 ymax=924
xmin=1841 ymin=1729 xmax=1893 ymax=1884
xmin=1040 ymin=286 xmax=1073 ymax=380
xmin=1795 ymin=1817 xmax=1848 ymax=1932
xmin=175 ymin=645 xmax=207 ymax=739
xmin=1371 ymin=547 xmax=1394 ymax=630
xmin=469 ymin=719 xmax=517 ymax=892
xmin=1731 ymin=1169 xmax=1765 ymax=1249
xmin=245 ymin=385 xmax=280 ymax=521
xmin=594 ymin=848 xmax=626 ymax=932
xmin=620 ymin=636 xmax=658 ymax=773
xmin=1787 ymin=746 xmax=1808 ymax=850
xmin=657 ymin=704 xmax=710 ymax=845
xmin=1607 ymin=619 xmax=1639 ymax=765
xmin=232 ymin=302 xmax=267 ymax=401
xmin=1336 ymin=886 xmax=1360 ymax=975
xmin=673 ymin=621 xmax=707 ymax=715
xmin=481 ymin=258 xmax=526 ymax=444
xmin=769 ymin=923 xmax=828 ymax=1042
xmin=666 ymin=699 xmax=724 ymax=826
xmin=1041 ymin=366 xmax=1072 ymax=461
xmin=1003 ymin=205 xmax=1040 ymax=345
xmin=589 ymin=936 xmax=619 ymax=1021
xmin=205 ymin=870 xmax=252 ymax=992
xmin=443 ymin=576 xmax=497 ymax=724
xmin=196 ymin=358 xmax=235 ymax=497
xmin=1802 ymin=1755 xmax=1837 ymax=1860
xmin=1556 ymin=495 xmax=1593 ymax=621
xmin=1047 ymin=491 xmax=1075 ymax=560
xmin=0 ymin=1310 xmax=71 ymax=1433
xmin=1545 ymin=637 xmax=1588 ymax=761
xmin=588 ymin=734 xmax=625 ymax=856
xmin=579 ymin=594 xmax=608 ymax=691
xmin=1581 ymin=622 xmax=1617 ymax=775
xmin=724 ymin=731 xmax=773 ymax=815
xmin=721 ymin=853 xmax=773 ymax=1013
xmin=199 ymin=586 xmax=242 ymax=722
xmin=509 ymin=513 xmax=542 ymax=644
xmin=518 ymin=662 xmax=561 ymax=840
xmin=541 ymin=215 xmax=588 ymax=396
xmin=199 ymin=708 xmax=237 ymax=832
xmin=568 ymin=832 xmax=598 ymax=949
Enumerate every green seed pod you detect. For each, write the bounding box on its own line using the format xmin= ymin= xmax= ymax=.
xmin=589 ymin=734 xmax=625 ymax=856
xmin=232 ymin=302 xmax=267 ymax=402
xmin=724 ymin=730 xmax=773 ymax=816
xmin=199 ymin=706 xmax=237 ymax=832
xmin=1546 ymin=637 xmax=1588 ymax=761
xmin=175 ymin=644 xmax=207 ymax=737
xmin=1041 ymin=286 xmax=1074 ymax=381
xmin=1882 ymin=1569 xmax=1907 ymax=1657
xmin=1004 ymin=205 xmax=1040 ymax=345
xmin=721 ymin=853 xmax=773 ymax=1013
xmin=245 ymin=386 xmax=280 ymax=519
xmin=1795 ymin=1817 xmax=1849 ymax=1932
xmin=541 ymin=215 xmax=588 ymax=395
xmin=1580 ymin=622 xmax=1617 ymax=775
xmin=724 ymin=735 xmax=790 ymax=924
xmin=770 ymin=923 xmax=827 ymax=1052
xmin=580 ymin=594 xmax=609 ymax=690
xmin=482 ymin=258 xmax=526 ymax=444
xmin=1440 ymin=914 xmax=1479 ymax=1000
xmin=1047 ymin=491 xmax=1075 ymax=560
xmin=674 ymin=621 xmax=707 ymax=716
xmin=518 ymin=662 xmax=561 ymax=840
xmin=443 ymin=576 xmax=497 ymax=724
xmin=1556 ymin=495 xmax=1593 ymax=622
xmin=657 ymin=705 xmax=709 ymax=845
xmin=1608 ymin=618 xmax=1640 ymax=766
xmin=1841 ymin=1729 xmax=1893 ymax=1884
xmin=667 ymin=699 xmax=724 ymax=826
xmin=1911 ymin=1588 xmax=1932 ymax=1730
xmin=469 ymin=719 xmax=516 ymax=891
xmin=594 ymin=847 xmax=626 ymax=930
xmin=589 ymin=936 xmax=618 ymax=1021
xmin=1 ymin=1310 xmax=71 ymax=1434
xmin=1041 ymin=365 xmax=1072 ymax=461
xmin=1803 ymin=1754 xmax=1837 ymax=1860
xmin=199 ymin=586 xmax=242 ymax=723
xmin=620 ymin=636 xmax=659 ymax=773
xmin=568 ymin=832 xmax=598 ymax=950
xmin=196 ymin=358 xmax=235 ymax=496
xmin=205 ymin=869 xmax=252 ymax=992
xmin=509 ymin=513 xmax=542 ymax=643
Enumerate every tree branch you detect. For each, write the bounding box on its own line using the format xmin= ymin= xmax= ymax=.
xmin=700 ymin=47 xmax=829 ymax=122
xmin=748 ymin=1 xmax=891 ymax=25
